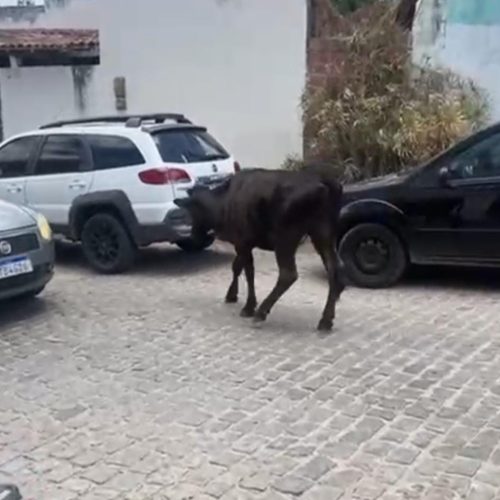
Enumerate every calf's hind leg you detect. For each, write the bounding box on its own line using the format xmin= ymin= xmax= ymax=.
xmin=310 ymin=229 xmax=344 ymax=332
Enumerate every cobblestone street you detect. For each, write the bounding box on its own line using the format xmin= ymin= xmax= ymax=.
xmin=1 ymin=242 xmax=500 ymax=500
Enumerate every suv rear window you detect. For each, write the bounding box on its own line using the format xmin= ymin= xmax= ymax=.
xmin=154 ymin=129 xmax=229 ymax=164
xmin=87 ymin=135 xmax=145 ymax=170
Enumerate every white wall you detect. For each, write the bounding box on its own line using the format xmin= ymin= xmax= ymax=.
xmin=413 ymin=0 xmax=500 ymax=121
xmin=0 ymin=0 xmax=307 ymax=168
xmin=0 ymin=65 xmax=74 ymax=134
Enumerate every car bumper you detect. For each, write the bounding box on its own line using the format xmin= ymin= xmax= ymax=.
xmin=136 ymin=208 xmax=194 ymax=245
xmin=0 ymin=238 xmax=55 ymax=301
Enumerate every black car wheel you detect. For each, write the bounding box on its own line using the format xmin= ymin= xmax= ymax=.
xmin=176 ymin=235 xmax=215 ymax=252
xmin=81 ymin=213 xmax=136 ymax=274
xmin=339 ymin=223 xmax=407 ymax=288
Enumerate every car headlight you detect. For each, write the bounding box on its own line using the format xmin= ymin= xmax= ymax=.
xmin=37 ymin=214 xmax=52 ymax=241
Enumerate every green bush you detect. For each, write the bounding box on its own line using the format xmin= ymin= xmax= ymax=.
xmin=296 ymin=1 xmax=489 ymax=181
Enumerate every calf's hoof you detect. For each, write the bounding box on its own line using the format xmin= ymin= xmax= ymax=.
xmin=317 ymin=318 xmax=333 ymax=333
xmin=253 ymin=311 xmax=267 ymax=323
xmin=225 ymin=294 xmax=238 ymax=304
xmin=240 ymin=307 xmax=255 ymax=318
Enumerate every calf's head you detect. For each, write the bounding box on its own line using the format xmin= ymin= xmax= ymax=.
xmin=174 ymin=185 xmax=223 ymax=239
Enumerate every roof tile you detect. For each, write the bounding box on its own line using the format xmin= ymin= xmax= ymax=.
xmin=0 ymin=29 xmax=99 ymax=54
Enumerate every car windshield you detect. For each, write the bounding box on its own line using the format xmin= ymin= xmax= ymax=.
xmin=154 ymin=129 xmax=229 ymax=163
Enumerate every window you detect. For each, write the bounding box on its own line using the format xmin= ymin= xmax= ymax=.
xmin=35 ymin=135 xmax=86 ymax=175
xmin=154 ymin=129 xmax=229 ymax=163
xmin=448 ymin=132 xmax=500 ymax=181
xmin=87 ymin=135 xmax=145 ymax=170
xmin=0 ymin=136 xmax=39 ymax=179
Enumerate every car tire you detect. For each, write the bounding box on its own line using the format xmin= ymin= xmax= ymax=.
xmin=81 ymin=213 xmax=136 ymax=274
xmin=176 ymin=235 xmax=215 ymax=253
xmin=339 ymin=223 xmax=407 ymax=288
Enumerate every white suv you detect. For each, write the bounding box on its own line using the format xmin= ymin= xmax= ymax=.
xmin=0 ymin=114 xmax=240 ymax=273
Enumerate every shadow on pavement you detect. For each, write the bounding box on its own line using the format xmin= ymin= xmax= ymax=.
xmin=401 ymin=265 xmax=500 ymax=292
xmin=309 ymin=264 xmax=500 ymax=293
xmin=0 ymin=295 xmax=50 ymax=330
xmin=54 ymin=240 xmax=234 ymax=277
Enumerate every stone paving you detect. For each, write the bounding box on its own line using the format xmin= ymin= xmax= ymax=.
xmin=1 ymin=242 xmax=500 ymax=500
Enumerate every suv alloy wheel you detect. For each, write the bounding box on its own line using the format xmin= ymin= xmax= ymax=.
xmin=81 ymin=213 xmax=137 ymax=274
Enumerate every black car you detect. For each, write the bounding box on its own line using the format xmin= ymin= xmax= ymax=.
xmin=338 ymin=122 xmax=500 ymax=288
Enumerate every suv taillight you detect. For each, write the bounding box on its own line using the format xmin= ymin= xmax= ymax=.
xmin=139 ymin=167 xmax=191 ymax=185
xmin=234 ymin=161 xmax=241 ymax=173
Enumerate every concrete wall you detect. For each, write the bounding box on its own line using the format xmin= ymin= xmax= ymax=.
xmin=413 ymin=0 xmax=500 ymax=120
xmin=0 ymin=65 xmax=74 ymax=137
xmin=0 ymin=0 xmax=307 ymax=168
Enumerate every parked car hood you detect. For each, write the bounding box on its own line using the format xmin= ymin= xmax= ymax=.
xmin=345 ymin=172 xmax=405 ymax=192
xmin=343 ymin=169 xmax=412 ymax=201
xmin=0 ymin=199 xmax=36 ymax=232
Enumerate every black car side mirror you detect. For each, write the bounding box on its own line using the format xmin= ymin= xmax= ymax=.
xmin=438 ymin=166 xmax=452 ymax=186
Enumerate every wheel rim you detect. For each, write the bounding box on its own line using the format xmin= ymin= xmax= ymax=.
xmin=87 ymin=221 xmax=120 ymax=266
xmin=354 ymin=237 xmax=390 ymax=275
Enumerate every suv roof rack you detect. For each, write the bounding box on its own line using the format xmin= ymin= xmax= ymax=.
xmin=40 ymin=113 xmax=192 ymax=129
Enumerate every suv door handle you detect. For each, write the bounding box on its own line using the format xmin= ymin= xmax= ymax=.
xmin=69 ymin=181 xmax=86 ymax=189
xmin=7 ymin=185 xmax=22 ymax=193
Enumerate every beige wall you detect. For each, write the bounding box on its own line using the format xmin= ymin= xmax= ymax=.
xmin=413 ymin=0 xmax=500 ymax=121
xmin=0 ymin=0 xmax=307 ymax=168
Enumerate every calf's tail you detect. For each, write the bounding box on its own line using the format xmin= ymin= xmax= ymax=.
xmin=303 ymin=164 xmax=347 ymax=289
xmin=302 ymin=163 xmax=344 ymax=222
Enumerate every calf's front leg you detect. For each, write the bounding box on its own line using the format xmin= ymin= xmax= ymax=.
xmin=240 ymin=251 xmax=257 ymax=317
xmin=225 ymin=254 xmax=244 ymax=303
xmin=254 ymin=247 xmax=298 ymax=323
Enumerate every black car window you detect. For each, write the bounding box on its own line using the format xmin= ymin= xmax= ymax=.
xmin=35 ymin=135 xmax=86 ymax=175
xmin=0 ymin=136 xmax=39 ymax=179
xmin=154 ymin=129 xmax=229 ymax=163
xmin=448 ymin=132 xmax=500 ymax=180
xmin=87 ymin=135 xmax=145 ymax=170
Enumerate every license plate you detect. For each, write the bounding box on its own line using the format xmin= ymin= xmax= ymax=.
xmin=0 ymin=256 xmax=33 ymax=280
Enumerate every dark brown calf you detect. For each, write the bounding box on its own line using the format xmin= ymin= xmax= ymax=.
xmin=174 ymin=164 xmax=345 ymax=332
